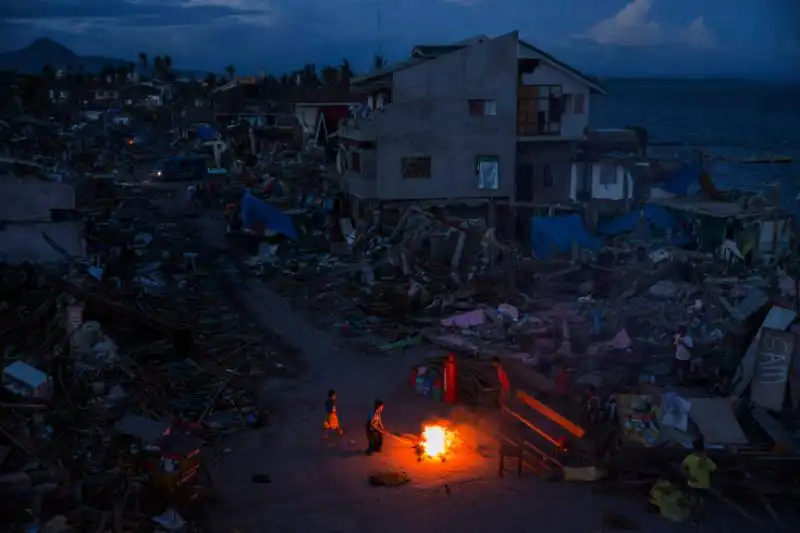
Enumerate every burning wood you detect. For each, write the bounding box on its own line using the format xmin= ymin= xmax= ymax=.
xmin=418 ymin=424 xmax=456 ymax=460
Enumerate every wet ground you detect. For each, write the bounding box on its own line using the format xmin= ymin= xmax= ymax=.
xmin=184 ymin=211 xmax=776 ymax=533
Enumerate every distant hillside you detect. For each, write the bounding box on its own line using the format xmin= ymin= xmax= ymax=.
xmin=0 ymin=38 xmax=132 ymax=73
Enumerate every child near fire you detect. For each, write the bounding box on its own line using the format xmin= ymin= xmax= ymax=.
xmin=323 ymin=389 xmax=345 ymax=438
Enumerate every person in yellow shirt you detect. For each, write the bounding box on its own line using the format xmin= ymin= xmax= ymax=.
xmin=681 ymin=439 xmax=717 ymax=523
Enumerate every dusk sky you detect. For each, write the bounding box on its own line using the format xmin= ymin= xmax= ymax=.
xmin=2 ymin=0 xmax=799 ymax=78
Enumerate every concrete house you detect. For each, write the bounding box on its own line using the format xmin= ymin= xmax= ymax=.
xmin=338 ymin=31 xmax=607 ymax=215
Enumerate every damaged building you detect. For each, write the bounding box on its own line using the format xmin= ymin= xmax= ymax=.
xmin=338 ymin=31 xmax=613 ymax=219
xmin=0 ymin=175 xmax=84 ymax=264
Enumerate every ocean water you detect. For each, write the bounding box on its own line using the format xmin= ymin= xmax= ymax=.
xmin=591 ymin=79 xmax=800 ymax=191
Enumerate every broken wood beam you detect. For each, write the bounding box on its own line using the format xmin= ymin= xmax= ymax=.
xmin=516 ymin=390 xmax=585 ymax=438
xmin=502 ymin=405 xmax=562 ymax=448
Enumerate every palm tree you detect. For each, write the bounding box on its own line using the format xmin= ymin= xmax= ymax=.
xmin=115 ymin=65 xmax=126 ymax=84
xmin=153 ymin=56 xmax=164 ymax=78
xmin=41 ymin=64 xmax=55 ymax=82
xmin=225 ymin=64 xmax=236 ymax=80
xmin=320 ymin=65 xmax=339 ymax=87
xmin=372 ymin=53 xmax=387 ymax=71
xmin=301 ymin=63 xmax=319 ymax=87
xmin=339 ymin=58 xmax=353 ymax=86
xmin=138 ymin=52 xmax=148 ymax=72
xmin=100 ymin=64 xmax=115 ymax=82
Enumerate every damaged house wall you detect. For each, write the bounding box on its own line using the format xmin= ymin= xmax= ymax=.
xmin=516 ymin=141 xmax=574 ymax=204
xmin=0 ymin=176 xmax=84 ymax=264
xmin=373 ymin=32 xmax=519 ymax=202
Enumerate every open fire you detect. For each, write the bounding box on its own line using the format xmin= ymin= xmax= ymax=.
xmin=418 ymin=424 xmax=456 ymax=459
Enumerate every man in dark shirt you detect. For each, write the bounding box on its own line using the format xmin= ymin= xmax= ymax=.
xmin=365 ymin=399 xmax=385 ymax=455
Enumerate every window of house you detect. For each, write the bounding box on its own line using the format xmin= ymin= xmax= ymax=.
xmin=573 ymin=93 xmax=586 ymax=115
xmin=598 ymin=164 xmax=616 ymax=185
xmin=350 ymin=151 xmax=361 ymax=173
xmin=401 ymin=156 xmax=432 ymax=179
xmin=476 ymin=155 xmax=499 ymax=190
xmin=542 ymin=164 xmax=553 ymax=187
xmin=468 ymin=99 xmax=497 ymax=116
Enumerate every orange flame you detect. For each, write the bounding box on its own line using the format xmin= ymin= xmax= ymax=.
xmin=420 ymin=424 xmax=455 ymax=458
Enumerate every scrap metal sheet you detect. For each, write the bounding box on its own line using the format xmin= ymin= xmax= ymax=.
xmin=733 ymin=306 xmax=797 ymax=397
xmin=689 ymin=397 xmax=748 ymax=445
xmin=751 ymin=328 xmax=794 ymax=411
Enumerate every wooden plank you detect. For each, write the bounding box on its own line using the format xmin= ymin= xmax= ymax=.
xmin=752 ymin=328 xmax=794 ymax=412
xmin=502 ymin=405 xmax=562 ymax=447
xmin=516 ymin=390 xmax=585 ymax=438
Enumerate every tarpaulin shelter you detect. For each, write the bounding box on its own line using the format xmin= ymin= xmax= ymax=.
xmin=530 ymin=214 xmax=600 ymax=260
xmin=196 ymin=125 xmax=219 ymax=141
xmin=661 ymin=164 xmax=701 ymax=196
xmin=241 ymin=190 xmax=298 ymax=240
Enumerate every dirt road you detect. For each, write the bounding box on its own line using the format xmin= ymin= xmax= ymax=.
xmin=194 ymin=215 xmax=766 ymax=533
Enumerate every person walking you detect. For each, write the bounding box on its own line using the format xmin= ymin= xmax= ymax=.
xmin=365 ymin=399 xmax=385 ymax=455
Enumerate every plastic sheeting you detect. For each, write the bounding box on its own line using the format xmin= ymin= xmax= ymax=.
xmin=241 ymin=191 xmax=298 ymax=240
xmin=196 ymin=125 xmax=218 ymax=140
xmin=597 ymin=205 xmax=677 ymax=235
xmin=530 ymin=214 xmax=600 ymax=260
xmin=661 ymin=164 xmax=700 ymax=196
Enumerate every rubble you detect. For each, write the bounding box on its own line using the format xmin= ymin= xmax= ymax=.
xmin=3 ymin=65 xmax=799 ymax=530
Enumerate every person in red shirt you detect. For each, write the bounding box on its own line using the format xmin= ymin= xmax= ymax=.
xmin=492 ymin=357 xmax=511 ymax=408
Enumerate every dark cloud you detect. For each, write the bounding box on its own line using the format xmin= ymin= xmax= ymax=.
xmin=1 ymin=0 xmax=261 ymax=23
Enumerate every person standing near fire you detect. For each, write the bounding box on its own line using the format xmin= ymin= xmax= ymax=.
xmin=492 ymin=357 xmax=511 ymax=408
xmin=365 ymin=399 xmax=385 ymax=455
xmin=323 ymin=389 xmax=344 ymax=439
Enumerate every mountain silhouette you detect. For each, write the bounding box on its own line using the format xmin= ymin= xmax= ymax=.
xmin=0 ymin=38 xmax=129 ymax=73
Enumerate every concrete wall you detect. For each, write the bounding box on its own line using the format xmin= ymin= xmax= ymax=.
xmin=517 ymin=141 xmax=574 ymax=203
xmin=569 ymin=163 xmax=633 ymax=201
xmin=342 ymin=149 xmax=378 ymax=198
xmin=372 ymin=32 xmax=519 ymax=201
xmin=0 ymin=222 xmax=84 ymax=265
xmin=0 ymin=177 xmax=76 ymax=221
xmin=518 ymin=44 xmax=591 ymax=139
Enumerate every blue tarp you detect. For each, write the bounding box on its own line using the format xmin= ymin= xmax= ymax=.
xmin=241 ymin=191 xmax=298 ymax=240
xmin=197 ymin=125 xmax=218 ymax=140
xmin=530 ymin=214 xmax=600 ymax=260
xmin=661 ymin=164 xmax=701 ymax=196
xmin=597 ymin=205 xmax=678 ymax=235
